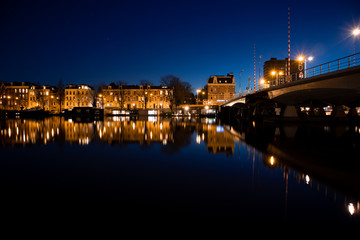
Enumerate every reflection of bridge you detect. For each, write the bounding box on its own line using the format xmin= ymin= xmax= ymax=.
xmin=222 ymin=53 xmax=360 ymax=119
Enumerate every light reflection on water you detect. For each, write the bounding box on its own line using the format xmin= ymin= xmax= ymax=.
xmin=0 ymin=116 xmax=360 ymax=222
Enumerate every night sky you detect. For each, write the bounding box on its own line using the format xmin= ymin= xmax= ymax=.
xmin=1 ymin=0 xmax=359 ymax=92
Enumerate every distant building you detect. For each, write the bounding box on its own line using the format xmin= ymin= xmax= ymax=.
xmin=64 ymin=84 xmax=95 ymax=110
xmin=29 ymin=85 xmax=58 ymax=112
xmin=98 ymin=84 xmax=173 ymax=113
xmin=206 ymin=73 xmax=235 ymax=105
xmin=0 ymin=82 xmax=58 ymax=112
xmin=0 ymin=82 xmax=31 ymax=110
xmin=263 ymin=58 xmax=301 ymax=87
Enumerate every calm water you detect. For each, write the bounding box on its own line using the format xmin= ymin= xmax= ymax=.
xmin=1 ymin=116 xmax=360 ymax=224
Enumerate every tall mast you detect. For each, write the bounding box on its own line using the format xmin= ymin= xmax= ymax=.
xmin=254 ymin=41 xmax=256 ymax=91
xmin=287 ymin=5 xmax=291 ymax=78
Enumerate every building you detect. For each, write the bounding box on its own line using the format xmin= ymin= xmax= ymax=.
xmin=98 ymin=84 xmax=173 ymax=113
xmin=206 ymin=73 xmax=235 ymax=106
xmin=263 ymin=58 xmax=301 ymax=87
xmin=0 ymin=82 xmax=59 ymax=112
xmin=64 ymin=84 xmax=94 ymax=110
xmin=29 ymin=85 xmax=59 ymax=112
xmin=0 ymin=82 xmax=31 ymax=110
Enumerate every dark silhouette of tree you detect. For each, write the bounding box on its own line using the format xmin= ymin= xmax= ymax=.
xmin=160 ymin=75 xmax=194 ymax=107
xmin=140 ymin=79 xmax=153 ymax=86
xmin=56 ymin=79 xmax=64 ymax=113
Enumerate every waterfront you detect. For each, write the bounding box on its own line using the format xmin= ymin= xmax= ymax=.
xmin=0 ymin=116 xmax=360 ymax=224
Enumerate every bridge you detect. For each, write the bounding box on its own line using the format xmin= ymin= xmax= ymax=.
xmin=221 ymin=52 xmax=360 ymax=120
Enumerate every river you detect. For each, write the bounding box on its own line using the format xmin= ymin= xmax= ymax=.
xmin=0 ymin=116 xmax=359 ymax=224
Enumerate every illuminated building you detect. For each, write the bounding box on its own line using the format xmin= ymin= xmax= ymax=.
xmin=0 ymin=82 xmax=59 ymax=111
xmin=206 ymin=73 xmax=235 ymax=106
xmin=263 ymin=58 xmax=300 ymax=86
xmin=64 ymin=84 xmax=95 ymax=110
xmin=28 ymin=85 xmax=58 ymax=112
xmin=0 ymin=82 xmax=31 ymax=110
xmin=98 ymin=84 xmax=173 ymax=113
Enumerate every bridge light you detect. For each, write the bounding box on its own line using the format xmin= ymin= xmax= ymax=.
xmin=297 ymin=56 xmax=304 ymax=61
xmin=308 ymin=56 xmax=314 ymax=61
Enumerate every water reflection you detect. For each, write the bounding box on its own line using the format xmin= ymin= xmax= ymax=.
xmin=1 ymin=116 xmax=360 ymax=220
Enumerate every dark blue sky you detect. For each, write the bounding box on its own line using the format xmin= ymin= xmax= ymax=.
xmin=1 ymin=0 xmax=359 ymax=92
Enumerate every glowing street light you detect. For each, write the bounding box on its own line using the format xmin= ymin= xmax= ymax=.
xmin=297 ymin=55 xmax=314 ymax=78
xmin=352 ymin=28 xmax=360 ymax=65
xmin=353 ymin=28 xmax=360 ymax=37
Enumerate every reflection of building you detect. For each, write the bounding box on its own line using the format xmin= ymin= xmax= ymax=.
xmin=0 ymin=118 xmax=62 ymax=146
xmin=98 ymin=84 xmax=173 ymax=112
xmin=204 ymin=124 xmax=235 ymax=156
xmin=64 ymin=84 xmax=94 ymax=110
xmin=206 ymin=73 xmax=235 ymax=106
xmin=98 ymin=118 xmax=173 ymax=145
xmin=64 ymin=120 xmax=94 ymax=145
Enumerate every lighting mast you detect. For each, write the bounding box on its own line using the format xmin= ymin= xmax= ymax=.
xmin=287 ymin=5 xmax=291 ymax=79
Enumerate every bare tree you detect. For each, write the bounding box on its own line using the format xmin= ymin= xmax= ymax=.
xmin=140 ymin=79 xmax=153 ymax=86
xmin=56 ymin=79 xmax=64 ymax=113
xmin=160 ymin=75 xmax=194 ymax=107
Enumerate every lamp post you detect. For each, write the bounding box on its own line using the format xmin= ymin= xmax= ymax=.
xmin=271 ymin=70 xmax=283 ymax=86
xmin=297 ymin=55 xmax=313 ymax=78
xmin=239 ymin=70 xmax=244 ymax=95
xmin=353 ymin=28 xmax=360 ymax=66
xmin=196 ymin=89 xmax=201 ymax=104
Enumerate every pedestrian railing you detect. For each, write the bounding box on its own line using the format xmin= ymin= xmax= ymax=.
xmin=233 ymin=52 xmax=360 ymax=100
xmin=304 ymin=52 xmax=360 ymax=78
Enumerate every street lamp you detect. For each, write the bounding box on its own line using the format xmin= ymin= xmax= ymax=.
xmin=352 ymin=28 xmax=360 ymax=65
xmin=270 ymin=71 xmax=283 ymax=86
xmin=196 ymin=89 xmax=200 ymax=103
xmin=297 ymin=55 xmax=314 ymax=78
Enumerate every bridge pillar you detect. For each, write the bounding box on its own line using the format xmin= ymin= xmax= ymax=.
xmin=331 ymin=105 xmax=346 ymax=118
xmin=311 ymin=107 xmax=326 ymax=117
xmin=283 ymin=105 xmax=298 ymax=118
xmin=347 ymin=107 xmax=359 ymax=117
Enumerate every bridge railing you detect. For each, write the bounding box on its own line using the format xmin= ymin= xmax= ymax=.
xmin=304 ymin=52 xmax=360 ymax=78
xmin=234 ymin=52 xmax=360 ymax=99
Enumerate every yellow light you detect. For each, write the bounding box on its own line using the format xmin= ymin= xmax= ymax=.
xmin=270 ymin=156 xmax=275 ymax=166
xmin=348 ymin=203 xmax=355 ymax=215
xmin=279 ymin=71 xmax=284 ymax=76
xmin=205 ymin=105 xmax=209 ymax=110
xmin=271 ymin=71 xmax=276 ymax=76
xmin=353 ymin=28 xmax=360 ymax=36
xmin=298 ymin=56 xmax=304 ymax=61
xmin=260 ymin=79 xmax=265 ymax=85
xmin=184 ymin=106 xmax=189 ymax=111
xmin=197 ymin=89 xmax=201 ymax=93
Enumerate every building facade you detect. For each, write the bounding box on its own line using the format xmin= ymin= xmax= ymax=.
xmin=0 ymin=82 xmax=31 ymax=110
xmin=263 ymin=58 xmax=301 ymax=87
xmin=29 ymin=85 xmax=59 ymax=112
xmin=206 ymin=73 xmax=236 ymax=106
xmin=98 ymin=84 xmax=173 ymax=112
xmin=64 ymin=84 xmax=94 ymax=110
xmin=0 ymin=82 xmax=59 ymax=112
